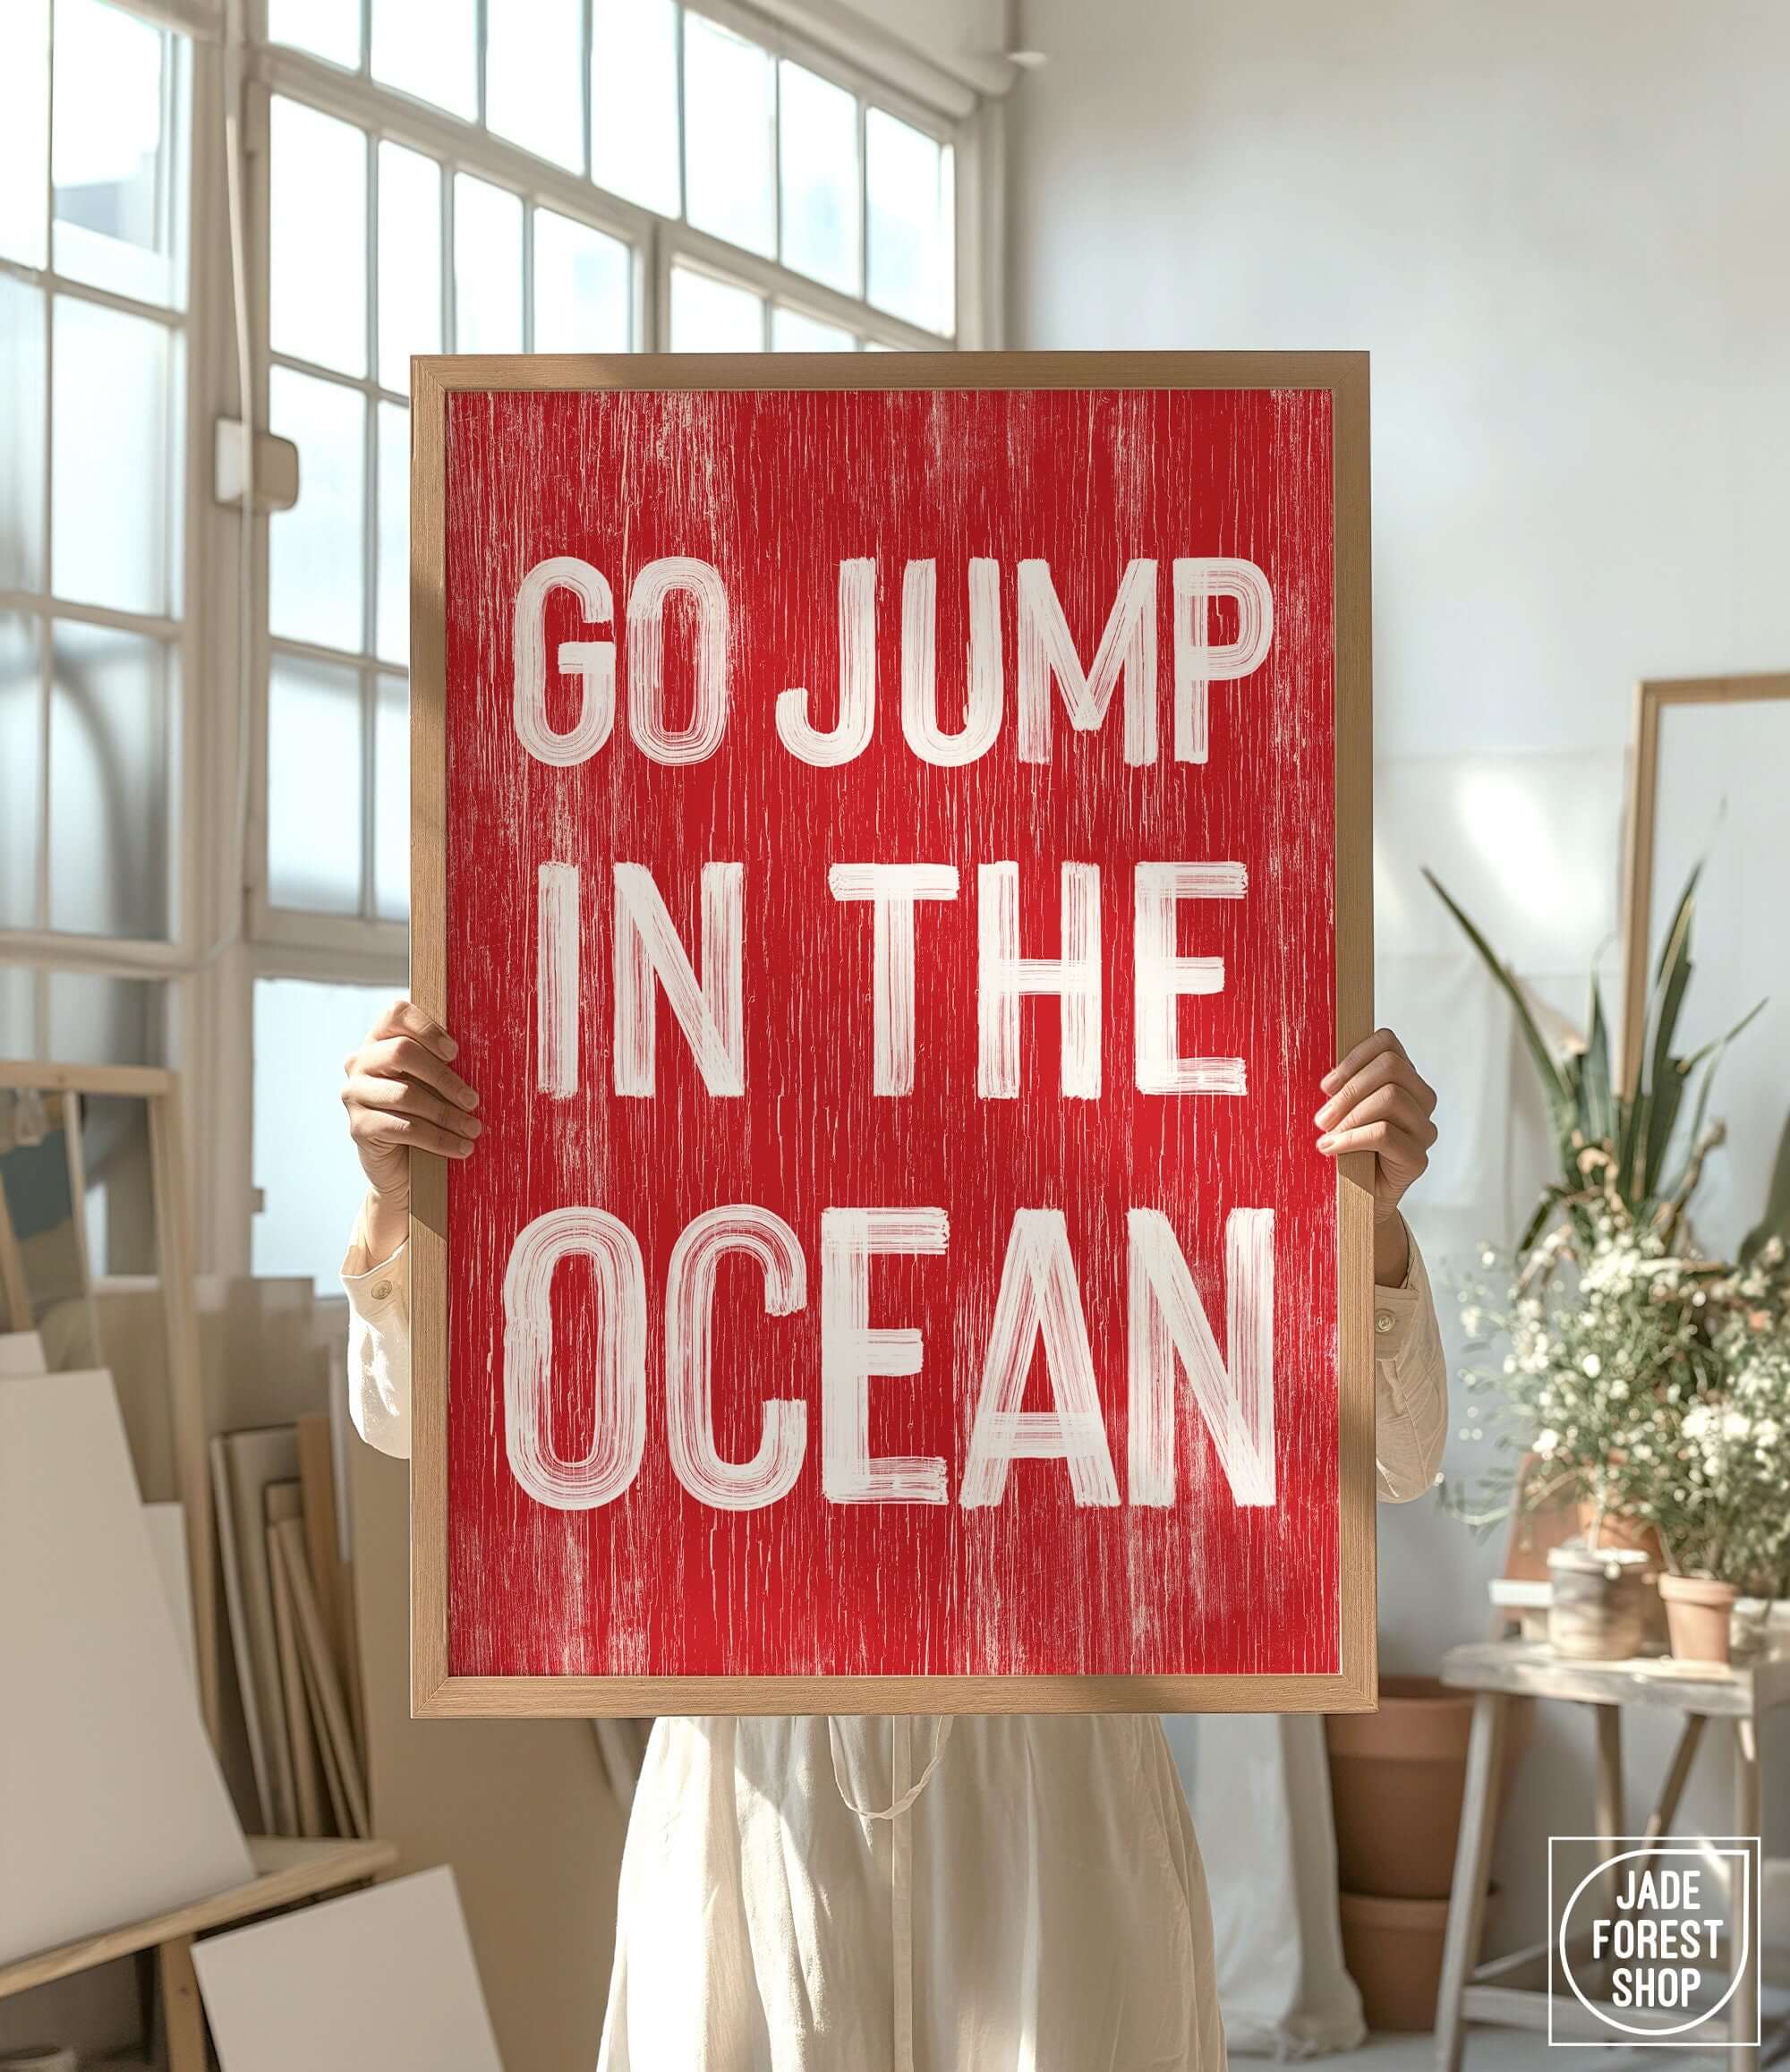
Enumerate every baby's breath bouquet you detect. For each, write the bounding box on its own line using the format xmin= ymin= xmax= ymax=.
xmin=1451 ymin=1162 xmax=1728 ymax=1544
xmin=1662 ymin=1254 xmax=1790 ymax=1593
xmin=1430 ymin=865 xmax=1790 ymax=1588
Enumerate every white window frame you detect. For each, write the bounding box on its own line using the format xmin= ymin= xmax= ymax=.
xmin=5 ymin=0 xmax=1006 ymax=1281
xmin=243 ymin=0 xmax=996 ymax=956
xmin=0 ymin=4 xmax=206 ymax=1038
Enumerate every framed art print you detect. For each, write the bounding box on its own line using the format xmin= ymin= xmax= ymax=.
xmin=409 ymin=351 xmax=1375 ymax=1716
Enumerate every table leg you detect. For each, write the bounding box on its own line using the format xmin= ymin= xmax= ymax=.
xmin=1734 ymin=1716 xmax=1761 ymax=2072
xmin=1643 ymin=1712 xmax=1705 ymax=1844
xmin=157 ymin=1934 xmax=208 ymax=2072
xmin=1590 ymin=1702 xmax=1624 ymax=1992
xmin=1435 ymin=1692 xmax=1510 ymax=2072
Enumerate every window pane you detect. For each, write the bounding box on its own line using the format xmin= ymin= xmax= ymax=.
xmin=376 ymin=401 xmax=408 ymax=665
xmin=47 ymin=620 xmax=172 ymax=939
xmin=371 ymin=0 xmax=476 ymax=121
xmin=670 ymin=267 xmax=763 ymax=352
xmin=49 ymin=975 xmax=162 ymax=1067
xmin=453 ymin=175 xmax=522 ymax=354
xmin=377 ymin=142 xmax=440 ymax=395
xmin=374 ymin=672 xmax=408 ymax=922
xmin=78 ymin=1088 xmax=158 ymax=1274
xmin=772 ymin=306 xmax=854 ymax=352
xmin=865 ymin=110 xmax=954 ymax=335
xmin=0 ymin=0 xmax=49 ymax=268
xmin=269 ymin=367 xmax=365 ymax=653
xmin=488 ymin=0 xmax=583 ymax=172
xmin=252 ymin=976 xmax=396 ymax=1292
xmin=267 ymin=654 xmax=362 ymax=914
xmin=0 ymin=277 xmax=46 ymax=594
xmin=51 ymin=296 xmax=177 ymax=617
xmin=267 ymin=0 xmax=359 ymax=67
xmin=683 ymin=15 xmax=774 ymax=259
xmin=780 ymin=64 xmax=858 ymax=295
xmin=47 ymin=977 xmax=160 ymax=1094
xmin=0 ymin=614 xmax=41 ymax=931
xmin=0 ymin=968 xmax=34 ymax=1056
xmin=271 ymin=98 xmax=366 ymax=377
xmin=52 ymin=0 xmax=184 ymax=308
xmin=533 ymin=210 xmax=630 ymax=353
xmin=590 ymin=0 xmax=679 ymax=217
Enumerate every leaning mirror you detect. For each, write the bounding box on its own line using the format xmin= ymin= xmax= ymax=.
xmin=1621 ymin=672 xmax=1790 ymax=1261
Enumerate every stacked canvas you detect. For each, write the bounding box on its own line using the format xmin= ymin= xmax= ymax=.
xmin=192 ymin=1867 xmax=503 ymax=2072
xmin=0 ymin=1363 xmax=253 ymax=1964
xmin=212 ymin=1418 xmax=367 ymax=1838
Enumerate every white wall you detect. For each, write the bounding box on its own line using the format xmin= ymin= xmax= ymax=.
xmin=1006 ymin=0 xmax=1790 ymax=1948
xmin=1009 ymin=0 xmax=1790 ymax=759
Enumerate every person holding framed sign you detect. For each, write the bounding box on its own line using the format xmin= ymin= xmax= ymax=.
xmin=338 ymin=1006 xmax=1445 ymax=2072
xmin=339 ymin=354 xmax=1449 ymax=2068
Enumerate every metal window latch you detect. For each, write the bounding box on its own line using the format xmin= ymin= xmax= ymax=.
xmin=212 ymin=420 xmax=300 ymax=513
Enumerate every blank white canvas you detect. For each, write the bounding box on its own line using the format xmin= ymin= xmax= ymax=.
xmin=0 ymin=1370 xmax=253 ymax=1965
xmin=0 ymin=1331 xmax=45 ymax=1376
xmin=144 ymin=1500 xmax=198 ymax=1691
xmin=192 ymin=1867 xmax=504 ymax=2072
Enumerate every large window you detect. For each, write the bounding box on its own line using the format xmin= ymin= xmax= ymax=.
xmin=248 ymin=0 xmax=977 ymax=1284
xmin=0 ymin=0 xmax=191 ymax=1069
xmin=0 ymin=0 xmax=992 ymax=1285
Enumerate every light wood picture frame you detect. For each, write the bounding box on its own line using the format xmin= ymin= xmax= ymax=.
xmin=409 ymin=351 xmax=1377 ymax=1718
xmin=0 ymin=1060 xmax=217 ymax=1740
xmin=1619 ymin=671 xmax=1790 ymax=1093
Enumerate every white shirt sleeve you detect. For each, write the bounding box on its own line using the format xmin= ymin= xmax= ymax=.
xmin=340 ymin=1215 xmax=1451 ymax=1496
xmin=342 ymin=1215 xmax=412 ymax=1461
xmin=1372 ymin=1226 xmax=1448 ymax=1503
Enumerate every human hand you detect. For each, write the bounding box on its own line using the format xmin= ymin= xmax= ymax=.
xmin=341 ymin=1000 xmax=481 ymax=1256
xmin=1314 ymin=1027 xmax=1438 ymax=1284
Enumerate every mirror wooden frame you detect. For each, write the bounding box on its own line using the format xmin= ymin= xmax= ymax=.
xmin=1618 ymin=671 xmax=1790 ymax=1094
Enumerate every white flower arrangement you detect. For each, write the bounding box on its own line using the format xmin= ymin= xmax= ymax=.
xmin=1453 ymin=1207 xmax=1790 ymax=1592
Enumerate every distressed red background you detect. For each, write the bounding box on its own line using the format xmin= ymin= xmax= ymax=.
xmin=442 ymin=385 xmax=1337 ymax=1679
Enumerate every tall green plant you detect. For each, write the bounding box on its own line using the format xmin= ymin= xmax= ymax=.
xmin=1425 ymin=865 xmax=1763 ymax=1254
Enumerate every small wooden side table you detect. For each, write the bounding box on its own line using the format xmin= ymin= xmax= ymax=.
xmin=0 ymin=1836 xmax=397 ymax=2072
xmin=1434 ymin=1640 xmax=1790 ymax=2072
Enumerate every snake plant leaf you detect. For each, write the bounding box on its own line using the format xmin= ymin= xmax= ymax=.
xmin=1635 ymin=870 xmax=1700 ymax=1189
xmin=1740 ymin=1109 xmax=1790 ymax=1265
xmin=1678 ymin=997 xmax=1767 ymax=1076
xmin=1518 ymin=1186 xmax=1564 ymax=1254
xmin=1645 ymin=998 xmax=1764 ymax=1202
xmin=1652 ymin=861 xmax=1702 ymax=986
xmin=1642 ymin=1056 xmax=1688 ymax=1201
xmin=1581 ymin=982 xmax=1614 ymax=1146
xmin=1424 ymin=869 xmax=1572 ymax=1142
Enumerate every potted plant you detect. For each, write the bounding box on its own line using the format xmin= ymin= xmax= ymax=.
xmin=1428 ymin=867 xmax=1790 ymax=1653
xmin=1648 ymin=1265 xmax=1790 ymax=1662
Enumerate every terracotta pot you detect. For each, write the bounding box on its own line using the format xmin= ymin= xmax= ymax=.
xmin=1340 ymin=1889 xmax=1487 ymax=2031
xmin=1326 ymin=1677 xmax=1533 ymax=1899
xmin=1658 ymin=1573 xmax=1738 ymax=1666
xmin=1574 ymin=1501 xmax=1666 ymax=1567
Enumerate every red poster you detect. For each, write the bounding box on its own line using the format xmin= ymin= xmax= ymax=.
xmin=415 ymin=358 xmax=1373 ymax=1713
